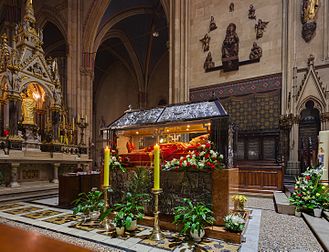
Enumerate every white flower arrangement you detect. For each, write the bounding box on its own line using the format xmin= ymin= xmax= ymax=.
xmin=224 ymin=214 xmax=245 ymax=232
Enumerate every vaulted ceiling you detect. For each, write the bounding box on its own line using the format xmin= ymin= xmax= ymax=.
xmin=93 ymin=0 xmax=168 ymax=93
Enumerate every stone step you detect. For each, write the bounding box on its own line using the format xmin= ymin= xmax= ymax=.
xmin=0 ymin=182 xmax=58 ymax=203
xmin=324 ymin=211 xmax=329 ymax=222
xmin=273 ymin=191 xmax=295 ymax=215
xmin=302 ymin=213 xmax=329 ymax=251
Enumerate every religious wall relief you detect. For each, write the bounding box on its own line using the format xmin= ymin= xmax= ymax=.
xmin=221 ymin=23 xmax=239 ymax=71
xmin=209 ymin=16 xmax=217 ymax=32
xmin=200 ymin=34 xmax=210 ymax=52
xmin=249 ymin=42 xmax=262 ymax=60
xmin=203 ymin=52 xmax=215 ymax=71
xmin=301 ymin=0 xmax=319 ymax=42
xmin=229 ymin=3 xmax=234 ymax=12
xmin=248 ymin=4 xmax=256 ymax=19
xmin=255 ymin=19 xmax=269 ymax=40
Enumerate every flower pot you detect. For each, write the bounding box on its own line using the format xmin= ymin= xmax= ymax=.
xmin=89 ymin=211 xmax=100 ymax=221
xmin=190 ymin=229 xmax=205 ymax=242
xmin=313 ymin=208 xmax=322 ymax=218
xmin=116 ymin=227 xmax=125 ymax=236
xmin=295 ymin=209 xmax=302 ymax=217
xmin=126 ymin=219 xmax=137 ymax=231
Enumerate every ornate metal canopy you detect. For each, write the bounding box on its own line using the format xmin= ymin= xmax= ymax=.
xmin=106 ymin=99 xmax=228 ymax=130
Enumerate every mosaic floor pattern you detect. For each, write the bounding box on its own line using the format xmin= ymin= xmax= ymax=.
xmin=22 ymin=210 xmax=63 ymax=219
xmin=44 ymin=214 xmax=79 ymax=225
xmin=0 ymin=202 xmax=241 ymax=252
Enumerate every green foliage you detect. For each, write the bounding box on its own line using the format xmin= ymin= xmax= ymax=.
xmin=128 ymin=168 xmax=151 ymax=195
xmin=173 ymin=198 xmax=215 ymax=236
xmin=224 ymin=214 xmax=245 ymax=233
xmin=72 ymin=189 xmax=105 ymax=215
xmin=113 ymin=210 xmax=128 ymax=228
xmin=289 ymin=166 xmax=328 ymax=210
xmin=113 ymin=192 xmax=148 ymax=228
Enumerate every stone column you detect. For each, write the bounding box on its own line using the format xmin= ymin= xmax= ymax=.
xmin=10 ymin=162 xmax=20 ymax=187
xmin=169 ymin=0 xmax=190 ymax=103
xmin=52 ymin=163 xmax=60 ymax=183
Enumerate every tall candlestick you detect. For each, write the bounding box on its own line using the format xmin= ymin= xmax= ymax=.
xmin=85 ymin=115 xmax=87 ymax=123
xmin=78 ymin=113 xmax=80 ymax=123
xmin=153 ymin=144 xmax=160 ymax=189
xmin=103 ymin=146 xmax=110 ymax=187
xmin=72 ymin=117 xmax=75 ymax=131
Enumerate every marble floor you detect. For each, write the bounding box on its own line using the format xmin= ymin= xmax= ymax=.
xmin=0 ymin=201 xmax=259 ymax=252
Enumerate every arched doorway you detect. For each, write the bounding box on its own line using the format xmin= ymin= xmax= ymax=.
xmin=298 ymin=100 xmax=321 ymax=172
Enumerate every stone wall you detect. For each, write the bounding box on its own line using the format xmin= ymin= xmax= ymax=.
xmin=188 ymin=0 xmax=282 ymax=88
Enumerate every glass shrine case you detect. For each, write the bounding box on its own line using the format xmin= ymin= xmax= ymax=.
xmin=101 ymin=99 xmax=229 ymax=167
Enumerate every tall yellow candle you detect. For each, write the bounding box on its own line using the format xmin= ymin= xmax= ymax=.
xmin=153 ymin=144 xmax=160 ymax=189
xmin=103 ymin=146 xmax=110 ymax=187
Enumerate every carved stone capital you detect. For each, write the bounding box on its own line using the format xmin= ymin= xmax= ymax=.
xmin=80 ymin=67 xmax=94 ymax=78
xmin=320 ymin=112 xmax=329 ymax=122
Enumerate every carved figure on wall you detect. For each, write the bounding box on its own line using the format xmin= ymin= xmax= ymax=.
xmin=249 ymin=42 xmax=262 ymax=60
xmin=229 ymin=3 xmax=234 ymax=12
xmin=209 ymin=16 xmax=217 ymax=31
xmin=21 ymin=88 xmax=36 ymax=125
xmin=221 ymin=23 xmax=239 ymax=71
xmin=248 ymin=4 xmax=256 ymax=19
xmin=301 ymin=0 xmax=319 ymax=42
xmin=203 ymin=52 xmax=215 ymax=70
xmin=255 ymin=19 xmax=269 ymax=39
xmin=200 ymin=34 xmax=210 ymax=52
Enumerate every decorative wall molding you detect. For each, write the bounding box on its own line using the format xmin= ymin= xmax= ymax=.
xmin=190 ymin=73 xmax=282 ymax=101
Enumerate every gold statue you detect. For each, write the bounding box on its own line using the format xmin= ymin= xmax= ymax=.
xmin=21 ymin=87 xmax=36 ymax=125
xmin=303 ymin=0 xmax=319 ymax=23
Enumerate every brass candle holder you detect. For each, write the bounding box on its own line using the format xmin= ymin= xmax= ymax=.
xmin=149 ymin=188 xmax=164 ymax=241
xmin=102 ymin=185 xmax=113 ymax=231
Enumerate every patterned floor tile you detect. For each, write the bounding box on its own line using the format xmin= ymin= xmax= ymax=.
xmin=68 ymin=221 xmax=101 ymax=232
xmin=0 ymin=203 xmax=25 ymax=211
xmin=139 ymin=230 xmax=185 ymax=251
xmin=97 ymin=226 xmax=147 ymax=240
xmin=44 ymin=214 xmax=79 ymax=225
xmin=3 ymin=206 xmax=42 ymax=215
xmin=22 ymin=210 xmax=63 ymax=219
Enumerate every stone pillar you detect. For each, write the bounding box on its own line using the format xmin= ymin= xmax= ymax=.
xmin=52 ymin=163 xmax=60 ymax=183
xmin=7 ymin=94 xmax=21 ymax=136
xmin=10 ymin=163 xmax=20 ymax=187
xmin=169 ymin=0 xmax=190 ymax=103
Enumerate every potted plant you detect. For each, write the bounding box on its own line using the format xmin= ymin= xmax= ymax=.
xmin=232 ymin=194 xmax=247 ymax=212
xmin=224 ymin=214 xmax=245 ymax=233
xmin=113 ymin=210 xmax=126 ymax=236
xmin=173 ymin=198 xmax=215 ymax=242
xmin=73 ymin=188 xmax=105 ymax=221
xmin=289 ymin=166 xmax=325 ymax=217
xmin=114 ymin=192 xmax=147 ymax=231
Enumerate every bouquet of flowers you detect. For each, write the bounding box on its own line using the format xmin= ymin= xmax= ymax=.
xmin=110 ymin=149 xmax=126 ymax=173
xmin=224 ymin=214 xmax=245 ymax=233
xmin=232 ymin=194 xmax=247 ymax=211
xmin=289 ymin=166 xmax=326 ymax=210
xmin=162 ymin=141 xmax=224 ymax=172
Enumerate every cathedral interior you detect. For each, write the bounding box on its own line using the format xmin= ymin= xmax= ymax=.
xmin=0 ymin=1 xmax=328 ymax=252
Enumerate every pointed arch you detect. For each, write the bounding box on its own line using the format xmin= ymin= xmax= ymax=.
xmin=83 ymin=0 xmax=111 ymax=54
